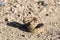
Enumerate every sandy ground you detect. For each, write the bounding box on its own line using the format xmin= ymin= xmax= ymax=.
xmin=0 ymin=0 xmax=60 ymax=40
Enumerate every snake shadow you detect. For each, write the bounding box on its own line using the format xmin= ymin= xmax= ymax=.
xmin=7 ymin=21 xmax=30 ymax=32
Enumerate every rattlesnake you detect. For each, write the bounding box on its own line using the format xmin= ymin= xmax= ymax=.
xmin=23 ymin=16 xmax=46 ymax=34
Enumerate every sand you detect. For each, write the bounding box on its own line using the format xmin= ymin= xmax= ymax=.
xmin=0 ymin=0 xmax=60 ymax=40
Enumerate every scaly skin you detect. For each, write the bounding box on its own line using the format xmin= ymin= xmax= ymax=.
xmin=27 ymin=17 xmax=46 ymax=34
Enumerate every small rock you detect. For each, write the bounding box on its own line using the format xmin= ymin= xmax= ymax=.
xmin=0 ymin=2 xmax=5 ymax=7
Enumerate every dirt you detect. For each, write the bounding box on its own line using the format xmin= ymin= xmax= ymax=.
xmin=0 ymin=0 xmax=60 ymax=40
